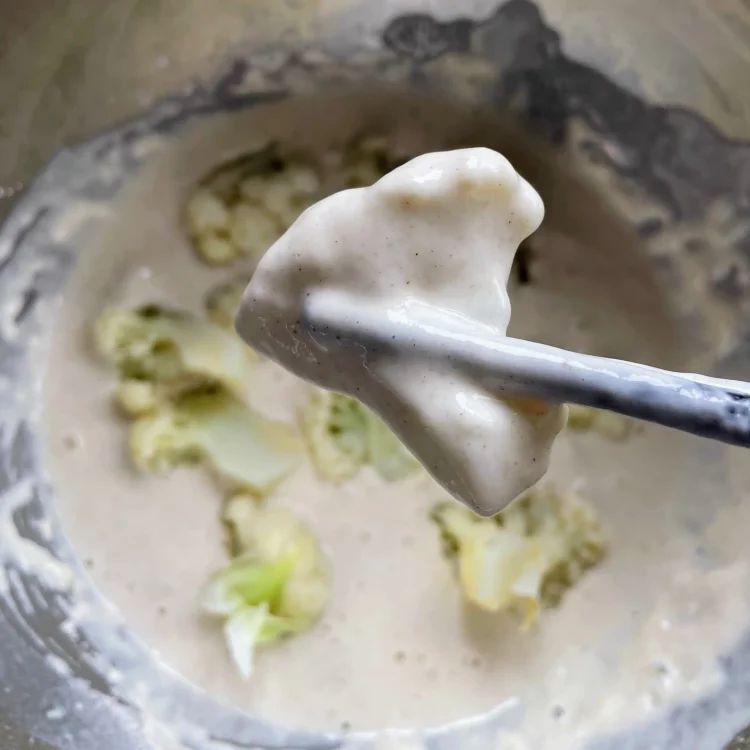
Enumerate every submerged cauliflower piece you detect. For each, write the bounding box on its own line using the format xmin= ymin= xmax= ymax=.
xmin=567 ymin=404 xmax=633 ymax=441
xmin=342 ymin=135 xmax=409 ymax=189
xmin=186 ymin=187 xmax=282 ymax=265
xmin=236 ymin=148 xmax=566 ymax=515
xmin=94 ymin=304 xmax=257 ymax=398
xmin=239 ymin=164 xmax=320 ymax=228
xmin=365 ymin=404 xmax=422 ymax=481
xmin=185 ymin=154 xmax=321 ymax=266
xmin=113 ymin=379 xmax=159 ymax=417
xmin=202 ymin=494 xmax=329 ymax=678
xmin=130 ymin=385 xmax=303 ymax=495
xmin=432 ymin=486 xmax=606 ymax=625
xmin=300 ymin=391 xmax=369 ymax=482
xmin=205 ymin=277 xmax=253 ymax=330
xmin=299 ymin=390 xmax=420 ymax=483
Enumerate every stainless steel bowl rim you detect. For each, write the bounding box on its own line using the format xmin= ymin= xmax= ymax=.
xmin=2 ymin=3 xmax=750 ymax=749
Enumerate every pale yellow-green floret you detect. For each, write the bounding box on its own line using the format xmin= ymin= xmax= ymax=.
xmin=238 ymin=164 xmax=320 ymax=227
xmin=366 ymin=408 xmax=421 ymax=481
xmin=432 ymin=485 xmax=607 ymax=626
xmin=299 ymin=391 xmax=369 ymax=483
xmin=202 ymin=494 xmax=329 ymax=678
xmin=299 ymin=390 xmax=420 ymax=483
xmin=343 ymin=135 xmax=409 ymax=189
xmin=113 ymin=379 xmax=159 ymax=417
xmin=227 ymin=203 xmax=281 ymax=258
xmin=185 ymin=188 xmax=231 ymax=236
xmin=185 ymin=155 xmax=321 ymax=266
xmin=566 ymin=404 xmax=632 ymax=441
xmin=184 ymin=139 xmax=412 ymax=266
xmin=93 ymin=304 xmax=257 ymax=398
xmin=129 ymin=386 xmax=303 ymax=496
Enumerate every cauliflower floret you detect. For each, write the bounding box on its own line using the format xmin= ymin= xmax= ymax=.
xmin=202 ymin=494 xmax=329 ymax=678
xmin=592 ymin=410 xmax=632 ymax=441
xmin=366 ymin=408 xmax=421 ymax=481
xmin=113 ymin=379 xmax=158 ymax=417
xmin=223 ymin=494 xmax=325 ymax=581
xmin=93 ymin=304 xmax=257 ymax=397
xmin=228 ymin=203 xmax=282 ymax=257
xmin=432 ymin=486 xmax=606 ymax=625
xmin=185 ymin=188 xmax=240 ymax=266
xmin=236 ymin=147 xmax=562 ymax=516
xmin=566 ymin=404 xmax=598 ymax=430
xmin=299 ymin=391 xmax=369 ymax=483
xmin=129 ymin=385 xmax=303 ymax=495
xmin=195 ymin=235 xmax=237 ymax=266
xmin=299 ymin=390 xmax=419 ymax=483
xmin=185 ymin=188 xmax=231 ymax=236
xmin=187 ymin=157 xmax=320 ymax=265
xmin=343 ymin=136 xmax=395 ymax=188
xmin=567 ymin=404 xmax=632 ymax=441
xmin=205 ymin=277 xmax=252 ymax=330
xmin=240 ymin=164 xmax=320 ymax=227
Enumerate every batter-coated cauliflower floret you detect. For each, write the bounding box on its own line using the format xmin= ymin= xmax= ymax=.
xmin=202 ymin=494 xmax=329 ymax=679
xmin=236 ymin=148 xmax=565 ymax=515
xmin=94 ymin=304 xmax=258 ymax=398
xmin=432 ymin=485 xmax=607 ymax=625
xmin=129 ymin=385 xmax=303 ymax=495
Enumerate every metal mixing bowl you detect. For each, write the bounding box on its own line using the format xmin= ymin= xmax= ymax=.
xmin=3 ymin=1 xmax=750 ymax=748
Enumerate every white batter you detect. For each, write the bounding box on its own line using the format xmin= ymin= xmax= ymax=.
xmin=237 ymin=148 xmax=566 ymax=516
xmin=40 ymin=110 xmax=750 ymax=748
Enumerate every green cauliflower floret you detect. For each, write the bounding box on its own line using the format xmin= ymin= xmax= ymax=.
xmin=202 ymin=494 xmax=329 ymax=678
xmin=432 ymin=486 xmax=606 ymax=626
xmin=299 ymin=390 xmax=419 ymax=483
xmin=130 ymin=385 xmax=303 ymax=495
xmin=94 ymin=304 xmax=258 ymax=399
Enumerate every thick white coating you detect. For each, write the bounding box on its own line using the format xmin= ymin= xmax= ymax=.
xmin=236 ymin=148 xmax=567 ymax=514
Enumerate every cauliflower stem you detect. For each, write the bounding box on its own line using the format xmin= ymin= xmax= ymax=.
xmin=130 ymin=385 xmax=303 ymax=495
xmin=202 ymin=495 xmax=329 ymax=678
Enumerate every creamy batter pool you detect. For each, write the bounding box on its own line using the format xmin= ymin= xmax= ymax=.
xmin=41 ymin=115 xmax=750 ymax=749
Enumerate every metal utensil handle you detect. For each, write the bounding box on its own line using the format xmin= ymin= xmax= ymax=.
xmin=304 ymin=294 xmax=750 ymax=448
